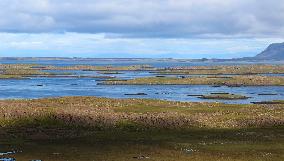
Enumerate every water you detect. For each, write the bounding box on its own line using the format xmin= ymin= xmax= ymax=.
xmin=0 ymin=75 xmax=284 ymax=104
xmin=0 ymin=59 xmax=284 ymax=104
xmin=0 ymin=151 xmax=16 ymax=161
xmin=1 ymin=59 xmax=284 ymax=67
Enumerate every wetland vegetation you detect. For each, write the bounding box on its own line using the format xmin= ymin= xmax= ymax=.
xmin=102 ymin=75 xmax=284 ymax=86
xmin=152 ymin=65 xmax=284 ymax=75
xmin=1 ymin=63 xmax=284 ymax=160
xmin=198 ymin=93 xmax=250 ymax=100
xmin=0 ymin=96 xmax=283 ymax=160
xmin=1 ymin=64 xmax=284 ymax=79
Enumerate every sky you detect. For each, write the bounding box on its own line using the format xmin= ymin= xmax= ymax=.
xmin=0 ymin=0 xmax=284 ymax=58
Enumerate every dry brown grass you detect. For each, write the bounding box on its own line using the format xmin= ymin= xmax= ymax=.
xmin=102 ymin=75 xmax=284 ymax=86
xmin=155 ymin=64 xmax=284 ymax=75
xmin=0 ymin=97 xmax=283 ymax=130
xmin=0 ymin=97 xmax=283 ymax=160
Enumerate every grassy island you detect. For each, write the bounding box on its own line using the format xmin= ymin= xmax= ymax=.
xmin=0 ymin=74 xmax=25 ymax=79
xmin=2 ymin=64 xmax=284 ymax=81
xmin=198 ymin=93 xmax=250 ymax=100
xmin=44 ymin=64 xmax=156 ymax=71
xmin=3 ymin=64 xmax=284 ymax=75
xmin=0 ymin=64 xmax=56 ymax=79
xmin=153 ymin=65 xmax=284 ymax=75
xmin=0 ymin=64 xmax=115 ymax=79
xmin=101 ymin=75 xmax=284 ymax=86
xmin=0 ymin=64 xmax=154 ymax=79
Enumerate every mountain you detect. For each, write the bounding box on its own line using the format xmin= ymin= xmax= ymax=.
xmin=255 ymin=42 xmax=284 ymax=60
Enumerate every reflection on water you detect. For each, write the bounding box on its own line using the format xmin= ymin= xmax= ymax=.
xmin=0 ymin=151 xmax=16 ymax=161
xmin=0 ymin=152 xmax=16 ymax=156
xmin=0 ymin=158 xmax=16 ymax=161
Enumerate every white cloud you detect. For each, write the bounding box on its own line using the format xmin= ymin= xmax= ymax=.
xmin=0 ymin=32 xmax=283 ymax=58
xmin=0 ymin=0 xmax=283 ymax=38
xmin=0 ymin=1 xmax=283 ymax=58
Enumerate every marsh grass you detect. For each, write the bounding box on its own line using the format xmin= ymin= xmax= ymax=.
xmin=102 ymin=75 xmax=284 ymax=86
xmin=154 ymin=65 xmax=284 ymax=75
xmin=0 ymin=97 xmax=283 ymax=160
xmin=3 ymin=127 xmax=284 ymax=161
xmin=0 ymin=75 xmax=24 ymax=79
xmin=199 ymin=93 xmax=250 ymax=100
xmin=0 ymin=97 xmax=283 ymax=135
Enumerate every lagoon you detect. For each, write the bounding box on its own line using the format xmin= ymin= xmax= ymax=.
xmin=1 ymin=75 xmax=284 ymax=104
xmin=1 ymin=60 xmax=284 ymax=104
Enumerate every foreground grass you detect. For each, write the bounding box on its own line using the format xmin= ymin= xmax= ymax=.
xmin=2 ymin=127 xmax=283 ymax=161
xmin=0 ymin=97 xmax=283 ymax=160
xmin=102 ymin=75 xmax=284 ymax=86
xmin=0 ymin=96 xmax=283 ymax=134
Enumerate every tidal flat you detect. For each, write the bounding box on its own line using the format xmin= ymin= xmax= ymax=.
xmin=0 ymin=97 xmax=283 ymax=160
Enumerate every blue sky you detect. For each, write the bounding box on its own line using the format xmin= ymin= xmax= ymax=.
xmin=0 ymin=0 xmax=284 ymax=58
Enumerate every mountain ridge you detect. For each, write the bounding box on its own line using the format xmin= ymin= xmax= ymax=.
xmin=254 ymin=42 xmax=284 ymax=60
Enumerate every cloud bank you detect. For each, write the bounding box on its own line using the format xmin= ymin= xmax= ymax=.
xmin=1 ymin=32 xmax=282 ymax=58
xmin=0 ymin=0 xmax=283 ymax=58
xmin=0 ymin=0 xmax=284 ymax=38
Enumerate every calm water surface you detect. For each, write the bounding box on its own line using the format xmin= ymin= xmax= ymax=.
xmin=0 ymin=60 xmax=284 ymax=104
xmin=1 ymin=59 xmax=284 ymax=67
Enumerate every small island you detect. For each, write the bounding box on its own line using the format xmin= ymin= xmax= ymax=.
xmin=101 ymin=75 xmax=284 ymax=86
xmin=198 ymin=93 xmax=250 ymax=100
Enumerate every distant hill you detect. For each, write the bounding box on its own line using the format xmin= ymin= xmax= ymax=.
xmin=255 ymin=42 xmax=284 ymax=60
xmin=1 ymin=43 xmax=284 ymax=62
